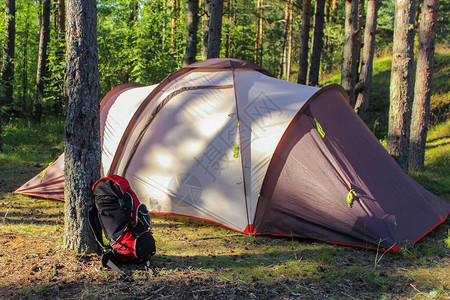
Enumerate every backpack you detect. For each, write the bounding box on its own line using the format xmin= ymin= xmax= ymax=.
xmin=89 ymin=175 xmax=156 ymax=270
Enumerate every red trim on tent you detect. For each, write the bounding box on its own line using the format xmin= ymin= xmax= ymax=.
xmin=410 ymin=210 xmax=450 ymax=246
xmin=244 ymin=224 xmax=255 ymax=235
xmin=99 ymin=83 xmax=145 ymax=111
xmin=12 ymin=191 xmax=64 ymax=202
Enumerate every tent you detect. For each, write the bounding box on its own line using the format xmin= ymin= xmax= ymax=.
xmin=15 ymin=58 xmax=450 ymax=251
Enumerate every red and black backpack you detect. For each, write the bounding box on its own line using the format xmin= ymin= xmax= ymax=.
xmin=89 ymin=175 xmax=156 ymax=270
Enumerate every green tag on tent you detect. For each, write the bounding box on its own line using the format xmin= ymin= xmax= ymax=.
xmin=233 ymin=121 xmax=240 ymax=159
xmin=346 ymin=189 xmax=355 ymax=207
xmin=233 ymin=145 xmax=240 ymax=158
xmin=314 ymin=118 xmax=325 ymax=138
xmin=39 ymin=161 xmax=53 ymax=183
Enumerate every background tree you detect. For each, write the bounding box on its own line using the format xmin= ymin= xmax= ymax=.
xmin=64 ymin=0 xmax=101 ymax=253
xmin=202 ymin=0 xmax=211 ymax=59
xmin=32 ymin=0 xmax=50 ymax=124
xmin=254 ymin=0 xmax=264 ymax=65
xmin=207 ymin=0 xmax=224 ymax=58
xmin=409 ymin=0 xmax=440 ymax=171
xmin=341 ymin=0 xmax=359 ymax=106
xmin=386 ymin=0 xmax=417 ymax=172
xmin=308 ymin=0 xmax=325 ymax=86
xmin=297 ymin=0 xmax=311 ymax=84
xmin=354 ymin=0 xmax=380 ymax=121
xmin=58 ymin=0 xmax=65 ymax=38
xmin=0 ymin=0 xmax=16 ymax=152
xmin=184 ymin=0 xmax=199 ymax=66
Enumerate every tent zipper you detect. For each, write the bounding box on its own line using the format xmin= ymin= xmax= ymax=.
xmin=305 ymin=106 xmax=357 ymax=207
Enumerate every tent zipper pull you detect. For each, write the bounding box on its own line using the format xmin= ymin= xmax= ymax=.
xmin=346 ymin=189 xmax=356 ymax=207
xmin=233 ymin=120 xmax=240 ymax=159
xmin=314 ymin=118 xmax=325 ymax=138
xmin=233 ymin=145 xmax=240 ymax=158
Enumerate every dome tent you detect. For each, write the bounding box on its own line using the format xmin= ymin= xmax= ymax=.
xmin=15 ymin=58 xmax=450 ymax=251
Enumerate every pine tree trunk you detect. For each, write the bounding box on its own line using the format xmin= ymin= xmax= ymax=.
xmin=0 ymin=0 xmax=16 ymax=152
xmin=32 ymin=0 xmax=51 ymax=124
xmin=297 ymin=0 xmax=311 ymax=84
xmin=225 ymin=0 xmax=233 ymax=58
xmin=207 ymin=0 xmax=224 ymax=58
xmin=286 ymin=1 xmax=294 ymax=81
xmin=64 ymin=0 xmax=101 ymax=253
xmin=308 ymin=0 xmax=325 ymax=86
xmin=341 ymin=0 xmax=359 ymax=106
xmin=21 ymin=21 xmax=29 ymax=114
xmin=202 ymin=0 xmax=211 ymax=59
xmin=386 ymin=0 xmax=416 ymax=172
xmin=354 ymin=0 xmax=380 ymax=121
xmin=254 ymin=0 xmax=264 ymax=65
xmin=58 ymin=0 xmax=65 ymax=38
xmin=184 ymin=0 xmax=199 ymax=66
xmin=279 ymin=0 xmax=290 ymax=78
xmin=409 ymin=0 xmax=439 ymax=171
xmin=355 ymin=0 xmax=364 ymax=79
xmin=171 ymin=0 xmax=179 ymax=53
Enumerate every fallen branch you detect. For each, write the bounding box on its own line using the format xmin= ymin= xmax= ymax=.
xmin=410 ymin=284 xmax=430 ymax=298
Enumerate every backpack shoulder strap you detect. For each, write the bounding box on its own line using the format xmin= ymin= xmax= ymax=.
xmin=88 ymin=205 xmax=106 ymax=250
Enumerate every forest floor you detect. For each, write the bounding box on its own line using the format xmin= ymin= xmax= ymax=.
xmin=0 ymin=163 xmax=449 ymax=299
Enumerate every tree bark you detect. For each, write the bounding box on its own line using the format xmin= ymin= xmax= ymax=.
xmin=207 ymin=0 xmax=224 ymax=58
xmin=354 ymin=0 xmax=380 ymax=121
xmin=254 ymin=0 xmax=264 ymax=65
xmin=341 ymin=0 xmax=359 ymax=106
xmin=355 ymin=0 xmax=365 ymax=80
xmin=64 ymin=0 xmax=101 ymax=253
xmin=32 ymin=0 xmax=51 ymax=124
xmin=386 ymin=0 xmax=416 ymax=172
xmin=279 ymin=0 xmax=290 ymax=79
xmin=286 ymin=0 xmax=294 ymax=81
xmin=0 ymin=0 xmax=16 ymax=152
xmin=171 ymin=0 xmax=179 ymax=53
xmin=308 ymin=0 xmax=325 ymax=86
xmin=297 ymin=0 xmax=312 ymax=84
xmin=184 ymin=0 xmax=200 ymax=66
xmin=202 ymin=0 xmax=211 ymax=59
xmin=58 ymin=0 xmax=65 ymax=38
xmin=409 ymin=0 xmax=439 ymax=171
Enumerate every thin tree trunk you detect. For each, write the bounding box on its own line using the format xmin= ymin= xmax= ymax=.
xmin=21 ymin=21 xmax=29 ymax=113
xmin=354 ymin=0 xmax=380 ymax=121
xmin=308 ymin=0 xmax=325 ymax=86
xmin=207 ymin=0 xmax=224 ymax=58
xmin=225 ymin=0 xmax=233 ymax=57
xmin=386 ymin=0 xmax=417 ymax=172
xmin=184 ymin=0 xmax=200 ymax=66
xmin=32 ymin=0 xmax=51 ymax=124
xmin=0 ymin=0 xmax=16 ymax=152
xmin=58 ymin=0 xmax=65 ymax=38
xmin=341 ymin=0 xmax=359 ymax=106
xmin=409 ymin=0 xmax=439 ymax=171
xmin=297 ymin=0 xmax=311 ymax=84
xmin=171 ymin=0 xmax=179 ymax=52
xmin=355 ymin=0 xmax=364 ymax=78
xmin=254 ymin=0 xmax=264 ymax=65
xmin=202 ymin=0 xmax=211 ymax=59
xmin=279 ymin=0 xmax=290 ymax=78
xmin=286 ymin=1 xmax=294 ymax=81
xmin=64 ymin=0 xmax=101 ymax=253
